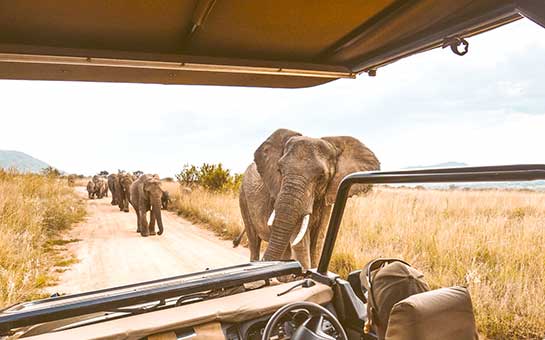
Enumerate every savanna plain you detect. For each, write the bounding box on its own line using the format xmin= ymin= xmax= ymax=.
xmin=168 ymin=182 xmax=545 ymax=339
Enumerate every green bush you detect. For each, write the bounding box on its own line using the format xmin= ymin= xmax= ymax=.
xmin=176 ymin=163 xmax=242 ymax=193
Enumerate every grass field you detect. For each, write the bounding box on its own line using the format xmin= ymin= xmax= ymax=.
xmin=168 ymin=183 xmax=545 ymax=339
xmin=0 ymin=171 xmax=85 ymax=307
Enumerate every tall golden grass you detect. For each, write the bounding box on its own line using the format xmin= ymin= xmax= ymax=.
xmin=163 ymin=182 xmax=243 ymax=240
xmin=170 ymin=184 xmax=545 ymax=339
xmin=0 ymin=171 xmax=85 ymax=307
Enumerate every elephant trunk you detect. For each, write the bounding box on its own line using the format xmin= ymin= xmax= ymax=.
xmin=263 ymin=175 xmax=310 ymax=261
xmin=152 ymin=199 xmax=164 ymax=235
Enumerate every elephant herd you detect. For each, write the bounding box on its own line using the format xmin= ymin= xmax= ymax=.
xmin=234 ymin=129 xmax=380 ymax=270
xmin=87 ymin=172 xmax=171 ymax=237
xmin=84 ymin=128 xmax=379 ymax=268
xmin=86 ymin=175 xmax=108 ymax=199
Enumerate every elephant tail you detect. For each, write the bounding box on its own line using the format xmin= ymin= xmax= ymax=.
xmin=232 ymin=230 xmax=246 ymax=248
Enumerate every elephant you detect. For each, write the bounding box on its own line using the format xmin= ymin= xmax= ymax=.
xmin=237 ymin=128 xmax=380 ymax=270
xmin=107 ymin=173 xmax=118 ymax=205
xmin=161 ymin=190 xmax=171 ymax=210
xmin=86 ymin=180 xmax=96 ymax=199
xmin=92 ymin=175 xmax=108 ymax=199
xmin=116 ymin=172 xmax=134 ymax=212
xmin=129 ymin=174 xmax=164 ymax=237
xmin=98 ymin=178 xmax=108 ymax=198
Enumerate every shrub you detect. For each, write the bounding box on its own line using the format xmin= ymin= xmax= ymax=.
xmin=41 ymin=166 xmax=61 ymax=177
xmin=176 ymin=164 xmax=200 ymax=187
xmin=176 ymin=163 xmax=242 ymax=193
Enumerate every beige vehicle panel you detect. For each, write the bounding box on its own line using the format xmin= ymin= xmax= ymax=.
xmin=25 ymin=280 xmax=333 ymax=340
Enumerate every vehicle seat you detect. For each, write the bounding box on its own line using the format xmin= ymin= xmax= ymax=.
xmin=385 ymin=286 xmax=478 ymax=340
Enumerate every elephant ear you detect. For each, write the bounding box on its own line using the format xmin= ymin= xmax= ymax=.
xmin=254 ymin=128 xmax=302 ymax=199
xmin=321 ymin=136 xmax=380 ymax=205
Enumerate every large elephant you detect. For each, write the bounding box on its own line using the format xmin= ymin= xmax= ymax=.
xmin=238 ymin=129 xmax=380 ymax=269
xmin=107 ymin=173 xmax=118 ymax=205
xmin=129 ymin=174 xmax=164 ymax=237
xmin=116 ymin=172 xmax=134 ymax=212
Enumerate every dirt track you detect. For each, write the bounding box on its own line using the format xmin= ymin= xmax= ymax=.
xmin=48 ymin=187 xmax=248 ymax=295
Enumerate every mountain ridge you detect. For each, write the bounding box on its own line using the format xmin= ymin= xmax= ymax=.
xmin=0 ymin=150 xmax=51 ymax=173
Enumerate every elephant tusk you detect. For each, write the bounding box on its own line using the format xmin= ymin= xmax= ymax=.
xmin=292 ymin=214 xmax=310 ymax=246
xmin=267 ymin=210 xmax=276 ymax=227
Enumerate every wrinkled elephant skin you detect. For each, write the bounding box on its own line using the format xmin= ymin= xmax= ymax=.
xmin=130 ymin=174 xmax=165 ymax=237
xmin=237 ymin=128 xmax=380 ymax=270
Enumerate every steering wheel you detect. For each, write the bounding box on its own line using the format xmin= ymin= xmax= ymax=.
xmin=262 ymin=301 xmax=348 ymax=340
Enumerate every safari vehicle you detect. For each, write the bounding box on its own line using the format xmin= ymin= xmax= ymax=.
xmin=1 ymin=1 xmax=544 ymax=339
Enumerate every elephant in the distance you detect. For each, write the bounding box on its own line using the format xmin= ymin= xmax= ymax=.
xmin=236 ymin=128 xmax=380 ymax=270
xmin=86 ymin=180 xmax=96 ymax=199
xmin=92 ymin=175 xmax=108 ymax=199
xmin=161 ymin=190 xmax=171 ymax=210
xmin=107 ymin=173 xmax=118 ymax=205
xmin=116 ymin=172 xmax=134 ymax=212
xmin=130 ymin=174 xmax=164 ymax=237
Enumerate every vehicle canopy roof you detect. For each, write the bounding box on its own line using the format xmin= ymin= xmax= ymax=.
xmin=0 ymin=1 xmax=542 ymax=88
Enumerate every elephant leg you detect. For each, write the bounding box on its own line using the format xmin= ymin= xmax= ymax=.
xmin=239 ymin=188 xmax=262 ymax=261
xmin=309 ymin=205 xmax=331 ymax=268
xmin=248 ymin=234 xmax=261 ymax=262
xmin=139 ymin=208 xmax=149 ymax=237
xmin=134 ymin=208 xmax=141 ymax=232
xmin=149 ymin=213 xmax=156 ymax=235
xmin=123 ymin=194 xmax=130 ymax=212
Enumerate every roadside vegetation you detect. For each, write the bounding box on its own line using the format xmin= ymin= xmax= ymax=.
xmin=0 ymin=170 xmax=85 ymax=307
xmin=167 ymin=165 xmax=545 ymax=338
xmin=163 ymin=163 xmax=242 ymax=240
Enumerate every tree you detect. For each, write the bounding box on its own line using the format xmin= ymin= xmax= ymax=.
xmin=176 ymin=163 xmax=243 ymax=192
xmin=41 ymin=166 xmax=61 ymax=177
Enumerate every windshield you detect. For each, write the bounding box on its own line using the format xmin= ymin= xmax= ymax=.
xmin=0 ymin=18 xmax=544 ymax=339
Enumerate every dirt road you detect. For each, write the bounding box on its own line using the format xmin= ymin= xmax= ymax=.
xmin=48 ymin=187 xmax=248 ymax=295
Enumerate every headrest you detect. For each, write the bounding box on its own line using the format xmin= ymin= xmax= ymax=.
xmin=361 ymin=259 xmax=430 ymax=339
xmin=385 ymin=286 xmax=478 ymax=340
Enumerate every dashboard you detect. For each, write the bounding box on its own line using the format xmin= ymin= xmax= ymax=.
xmin=223 ymin=308 xmax=340 ymax=340
xmin=22 ymin=279 xmax=335 ymax=339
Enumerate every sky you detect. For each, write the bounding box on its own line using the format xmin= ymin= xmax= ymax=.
xmin=1 ymin=19 xmax=544 ymax=177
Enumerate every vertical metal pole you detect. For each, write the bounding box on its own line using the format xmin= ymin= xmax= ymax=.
xmin=317 ymin=179 xmax=351 ymax=274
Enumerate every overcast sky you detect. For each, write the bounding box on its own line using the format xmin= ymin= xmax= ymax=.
xmin=1 ymin=19 xmax=544 ymax=176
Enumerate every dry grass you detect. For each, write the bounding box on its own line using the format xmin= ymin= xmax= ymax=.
xmin=73 ymin=177 xmax=91 ymax=187
xmin=164 ymin=182 xmax=243 ymax=240
xmin=0 ymin=170 xmax=85 ymax=307
xmin=171 ymin=184 xmax=545 ymax=339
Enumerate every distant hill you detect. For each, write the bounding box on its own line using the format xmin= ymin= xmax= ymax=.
xmin=404 ymin=162 xmax=468 ymax=169
xmin=0 ymin=150 xmax=51 ymax=173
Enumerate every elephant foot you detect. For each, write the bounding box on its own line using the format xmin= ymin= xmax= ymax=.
xmin=141 ymin=233 xmax=149 ymax=237
xmin=149 ymin=231 xmax=156 ymax=236
xmin=123 ymin=209 xmax=129 ymax=213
